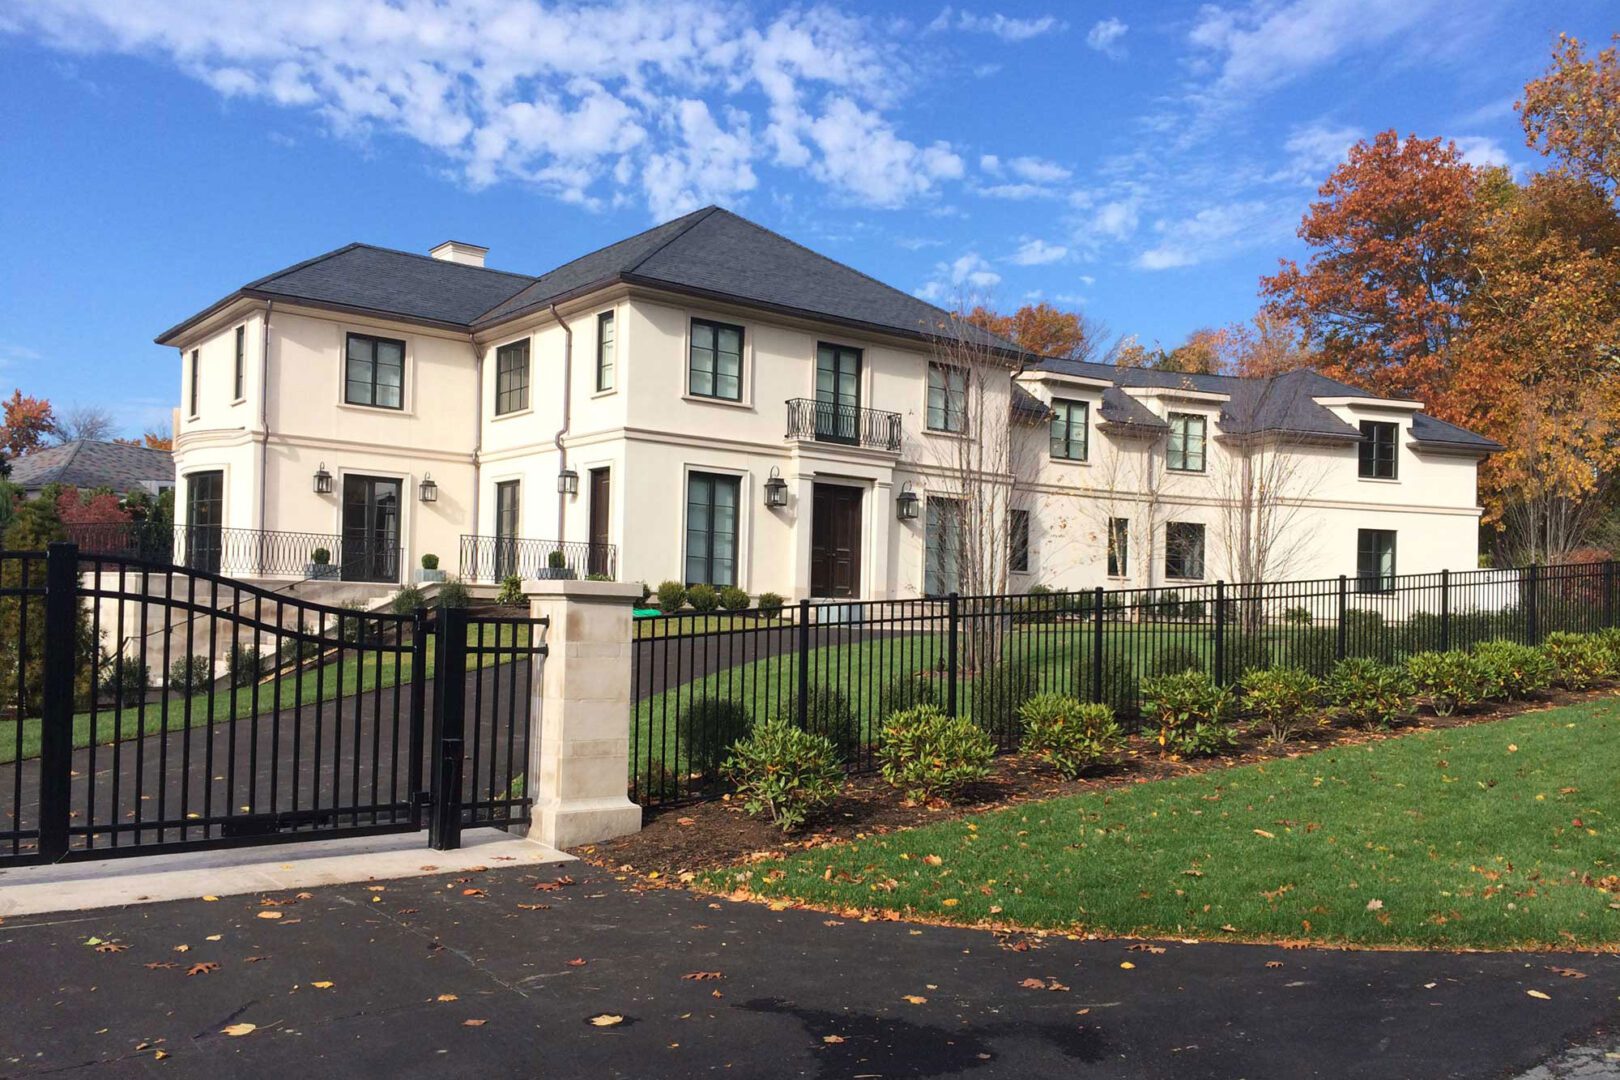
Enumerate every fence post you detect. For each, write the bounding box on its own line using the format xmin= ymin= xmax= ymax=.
xmin=796 ymin=599 xmax=811 ymax=728
xmin=1091 ymin=586 xmax=1105 ymax=705
xmin=946 ymin=592 xmax=960 ymax=718
xmin=429 ymin=605 xmax=467 ymax=851
xmin=1213 ymin=581 xmax=1226 ymax=687
xmin=408 ymin=606 xmax=430 ymax=827
xmin=1526 ymin=563 xmax=1540 ymax=645
xmin=38 ymin=542 xmax=78 ymax=862
xmin=1439 ymin=569 xmax=1451 ymax=652
xmin=1336 ymin=574 xmax=1348 ymax=661
xmin=1605 ymin=562 xmax=1616 ymax=629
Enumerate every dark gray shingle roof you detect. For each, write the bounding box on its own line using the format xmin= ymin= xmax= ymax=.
xmin=1410 ymin=413 xmax=1503 ymax=452
xmin=10 ymin=440 xmax=175 ymax=493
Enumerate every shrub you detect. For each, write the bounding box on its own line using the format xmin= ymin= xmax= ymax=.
xmin=1472 ymin=640 xmax=1554 ymax=700
xmin=1224 ymin=631 xmax=1273 ymax=680
xmin=168 ymin=654 xmax=213 ymax=693
xmin=876 ymin=705 xmax=995 ymax=803
xmin=967 ymin=659 xmax=1035 ymax=740
xmin=687 ymin=583 xmax=720 ymax=613
xmin=1152 ymin=591 xmax=1182 ymax=620
xmin=311 ymin=547 xmax=331 ymax=566
xmin=677 ymin=696 xmax=754 ymax=776
xmin=420 ymin=553 xmax=439 ymax=571
xmin=1404 ymin=650 xmax=1489 ymax=716
xmin=719 ymin=586 xmax=750 ymax=611
xmin=1180 ymin=597 xmax=1207 ymax=622
xmin=1324 ymin=657 xmax=1412 ymax=729
xmin=586 ymin=572 xmax=610 ymax=581
xmin=637 ymin=755 xmax=681 ymax=802
xmin=1140 ymin=670 xmax=1235 ymax=757
xmin=778 ymin=685 xmax=861 ymax=760
xmin=99 ymin=654 xmax=150 ymax=705
xmin=1282 ymin=606 xmax=1313 ymax=626
xmin=547 ymin=549 xmax=567 ymax=569
xmin=1542 ymin=631 xmax=1609 ymax=690
xmin=1278 ymin=626 xmax=1340 ymax=677
xmin=337 ymin=600 xmax=375 ymax=644
xmin=1071 ymin=652 xmax=1138 ymax=712
xmin=1018 ymin=693 xmax=1124 ymax=778
xmin=227 ymin=643 xmax=266 ymax=688
xmin=656 ymin=580 xmax=687 ymax=612
xmin=1342 ymin=608 xmax=1395 ymax=662
xmin=880 ymin=671 xmax=940 ymax=718
xmin=1239 ymin=666 xmax=1319 ymax=744
xmin=436 ymin=578 xmax=472 ymax=609
xmin=722 ymin=719 xmax=843 ymax=832
xmin=497 ymin=575 xmax=525 ymax=605
xmin=391 ymin=584 xmax=427 ymax=615
xmin=757 ymin=591 xmax=784 ymax=617
xmin=1151 ymin=643 xmax=1204 ymax=677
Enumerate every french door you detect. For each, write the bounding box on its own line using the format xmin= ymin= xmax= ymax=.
xmin=814 ymin=343 xmax=861 ymax=444
xmin=184 ymin=470 xmax=224 ymax=573
xmin=341 ymin=475 xmax=402 ymax=582
xmin=494 ymin=480 xmax=521 ymax=579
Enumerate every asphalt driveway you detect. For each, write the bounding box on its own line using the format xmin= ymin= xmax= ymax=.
xmin=1 ymin=858 xmax=1616 ymax=1078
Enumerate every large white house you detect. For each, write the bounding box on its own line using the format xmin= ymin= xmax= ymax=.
xmin=157 ymin=207 xmax=1498 ymax=603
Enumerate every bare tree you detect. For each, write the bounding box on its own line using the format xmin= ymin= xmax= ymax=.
xmin=55 ymin=404 xmax=116 ymax=444
xmin=1213 ymin=435 xmax=1325 ymax=586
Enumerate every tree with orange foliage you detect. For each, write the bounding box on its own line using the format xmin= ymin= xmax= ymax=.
xmin=964 ymin=303 xmax=1108 ymax=362
xmin=1520 ymin=33 xmax=1620 ymax=200
xmin=0 ymin=390 xmax=59 ymax=457
xmin=1261 ymin=131 xmax=1484 ymax=410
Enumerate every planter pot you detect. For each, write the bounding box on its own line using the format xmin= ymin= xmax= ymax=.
xmin=535 ymin=567 xmax=577 ymax=580
xmin=415 ymin=568 xmax=447 ymax=584
xmin=305 ymin=563 xmax=338 ymax=580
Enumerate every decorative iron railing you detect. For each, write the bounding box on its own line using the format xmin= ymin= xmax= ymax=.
xmin=65 ymin=522 xmax=399 ymax=582
xmin=458 ymin=534 xmax=618 ymax=583
xmin=785 ymin=398 xmax=902 ymax=452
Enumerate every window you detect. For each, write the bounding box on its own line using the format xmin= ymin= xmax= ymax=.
xmin=596 ymin=311 xmax=615 ymax=392
xmin=345 ymin=332 xmax=405 ymax=409
xmin=925 ymin=497 xmax=962 ymax=595
xmin=689 ymin=318 xmax=743 ymax=400
xmin=1359 ymin=420 xmax=1398 ymax=479
xmin=685 ymin=472 xmax=741 ymax=586
xmin=1107 ymin=517 xmax=1129 ymax=577
xmin=495 ymin=339 xmax=530 ymax=416
xmin=233 ymin=325 xmax=245 ymax=401
xmin=1357 ymin=529 xmax=1397 ymax=593
xmin=927 ymin=363 xmax=967 ymax=433
xmin=1164 ymin=521 xmax=1205 ymax=580
xmin=1167 ymin=413 xmax=1206 ymax=472
xmin=1010 ymin=509 xmax=1030 ymax=573
xmin=188 ymin=349 xmax=199 ymax=416
xmin=1049 ymin=399 xmax=1088 ymax=460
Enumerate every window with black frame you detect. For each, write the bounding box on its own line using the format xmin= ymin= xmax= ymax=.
xmin=689 ymin=318 xmax=743 ymax=400
xmin=1359 ymin=420 xmax=1398 ymax=479
xmin=1357 ymin=528 xmax=1396 ymax=592
xmin=233 ymin=325 xmax=245 ymax=401
xmin=495 ymin=339 xmax=530 ymax=415
xmin=1167 ymin=412 xmax=1206 ymax=472
xmin=1107 ymin=516 xmax=1129 ymax=577
xmin=1010 ymin=508 xmax=1030 ymax=573
xmin=926 ymin=363 xmax=967 ymax=433
xmin=1049 ymin=399 xmax=1088 ymax=460
xmin=596 ymin=311 xmax=615 ymax=392
xmin=925 ymin=496 xmax=962 ymax=595
xmin=685 ymin=472 xmax=740 ymax=586
xmin=1164 ymin=521 xmax=1205 ymax=580
xmin=345 ymin=332 xmax=405 ymax=409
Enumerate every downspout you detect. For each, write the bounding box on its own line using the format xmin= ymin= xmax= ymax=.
xmin=470 ymin=332 xmax=482 ymax=577
xmin=257 ymin=301 xmax=274 ymax=576
xmin=549 ymin=303 xmax=573 ymax=543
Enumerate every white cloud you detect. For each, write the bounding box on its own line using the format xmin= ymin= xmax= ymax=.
xmin=1134 ymin=199 xmax=1292 ymax=271
xmin=927 ymin=7 xmax=1068 ymax=43
xmin=1 ymin=0 xmax=968 ymax=216
xmin=916 ymin=251 xmax=1001 ymax=301
xmin=0 ymin=342 xmax=43 ymax=372
xmin=1092 ymin=199 xmax=1140 ymax=241
xmin=1278 ymin=120 xmax=1363 ymax=183
xmin=1009 ymin=238 xmax=1068 ymax=265
xmin=1188 ymin=0 xmax=1439 ymax=95
xmin=1452 ymin=135 xmax=1511 ymax=169
xmin=1085 ymin=17 xmax=1127 ymax=59
xmin=977 ymin=153 xmax=1069 ymax=199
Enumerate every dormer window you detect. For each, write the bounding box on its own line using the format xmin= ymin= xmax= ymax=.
xmin=1167 ymin=412 xmax=1206 ymax=472
xmin=1359 ymin=421 xmax=1398 ymax=479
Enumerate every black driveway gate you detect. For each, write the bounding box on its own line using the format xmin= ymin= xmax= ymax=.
xmin=0 ymin=542 xmax=541 ymax=867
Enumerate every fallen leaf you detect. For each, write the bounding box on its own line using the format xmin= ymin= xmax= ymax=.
xmin=95 ymin=942 xmax=129 ymax=954
xmin=902 ymin=995 xmax=928 ymax=1004
xmin=822 ymin=1034 xmax=845 ymax=1044
xmin=566 ymin=958 xmax=588 ymax=967
xmin=1120 ymin=962 xmax=1135 ymax=970
xmin=516 ymin=903 xmax=551 ymax=911
xmin=220 ymin=1023 xmax=255 ymax=1037
xmin=1019 ymin=978 xmax=1046 ymax=989
xmin=462 ymin=888 xmax=486 ymax=898
xmin=1527 ymin=989 xmax=1551 ymax=1000
xmin=1127 ymin=944 xmax=1165 ymax=954
xmin=144 ymin=961 xmax=179 ymax=970
xmin=1253 ymin=829 xmax=1275 ymax=839
xmin=1365 ymin=899 xmax=1384 ymax=912
xmin=1549 ymin=967 xmax=1587 ymax=980
xmin=676 ymin=817 xmax=697 ymax=827
xmin=436 ymin=994 xmax=459 ymax=1002
xmin=923 ymin=854 xmax=943 ymax=866
xmin=205 ymin=935 xmax=222 ymax=942
xmin=1265 ymin=961 xmax=1283 ymax=969
xmin=202 ymin=896 xmax=220 ymax=903
xmin=186 ymin=962 xmax=220 ymax=976
xmin=257 ymin=911 xmax=284 ymax=921
xmin=681 ymin=971 xmax=723 ymax=981
xmin=463 ymin=1019 xmax=488 ymax=1028
xmin=311 ymin=981 xmax=334 ymax=989
xmin=589 ymin=1014 xmax=624 ymax=1027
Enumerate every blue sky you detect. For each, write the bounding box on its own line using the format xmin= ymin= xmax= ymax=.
xmin=0 ymin=0 xmax=1611 ymax=438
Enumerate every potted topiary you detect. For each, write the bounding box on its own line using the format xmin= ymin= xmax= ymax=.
xmin=307 ymin=547 xmax=337 ymax=579
xmin=535 ymin=548 xmax=576 ymax=580
xmin=415 ymin=552 xmax=446 ymax=584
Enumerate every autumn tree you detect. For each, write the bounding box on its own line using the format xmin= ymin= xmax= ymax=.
xmin=1521 ymin=33 xmax=1620 ymax=200
xmin=1261 ymin=131 xmax=1485 ymax=411
xmin=0 ymin=390 xmax=59 ymax=457
xmin=1218 ymin=312 xmax=1314 ymax=378
xmin=965 ymin=303 xmax=1109 ymax=362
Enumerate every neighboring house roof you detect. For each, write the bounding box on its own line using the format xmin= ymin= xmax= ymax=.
xmin=1010 ymin=384 xmax=1052 ymax=423
xmin=9 ymin=440 xmax=176 ymax=494
xmin=1409 ymin=413 xmax=1503 ymax=452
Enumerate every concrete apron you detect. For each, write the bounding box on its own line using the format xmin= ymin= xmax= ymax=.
xmin=0 ymin=830 xmax=572 ymax=918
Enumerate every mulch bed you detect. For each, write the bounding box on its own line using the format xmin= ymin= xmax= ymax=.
xmin=583 ymin=684 xmax=1620 ymax=881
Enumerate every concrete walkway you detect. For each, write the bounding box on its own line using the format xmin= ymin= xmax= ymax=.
xmin=2 ymin=863 xmax=1616 ymax=1078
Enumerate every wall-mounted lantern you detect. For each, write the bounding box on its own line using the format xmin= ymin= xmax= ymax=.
xmin=763 ymin=466 xmax=788 ymax=508
xmin=896 ymin=481 xmax=920 ymax=520
xmin=313 ymin=462 xmax=333 ymax=495
xmin=419 ymin=473 xmax=438 ymax=503
xmin=557 ymin=468 xmax=579 ymax=496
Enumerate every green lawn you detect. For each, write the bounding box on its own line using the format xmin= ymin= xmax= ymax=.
xmin=0 ymin=622 xmax=529 ymax=764
xmin=706 ymin=697 xmax=1620 ymax=950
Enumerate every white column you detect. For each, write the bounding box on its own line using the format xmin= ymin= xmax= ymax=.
xmin=525 ymin=578 xmax=643 ymax=849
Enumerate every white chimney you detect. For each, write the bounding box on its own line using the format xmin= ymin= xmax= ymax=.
xmin=430 ymin=240 xmax=488 ymax=268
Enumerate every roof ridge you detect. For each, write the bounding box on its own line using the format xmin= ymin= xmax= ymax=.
xmin=243 ymin=243 xmax=366 ymax=290
xmin=623 ymin=205 xmax=723 ymax=275
xmin=336 ymin=242 xmax=537 ymax=282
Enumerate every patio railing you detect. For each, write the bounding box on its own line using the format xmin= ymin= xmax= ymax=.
xmin=458 ymin=534 xmax=618 ymax=583
xmin=65 ymin=522 xmax=397 ymax=581
xmin=785 ymin=398 xmax=902 ymax=452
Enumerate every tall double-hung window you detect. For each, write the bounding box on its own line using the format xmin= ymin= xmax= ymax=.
xmin=1049 ymin=399 xmax=1088 ymax=460
xmin=689 ymin=318 xmax=743 ymax=400
xmin=345 ymin=333 xmax=405 ymax=409
xmin=1167 ymin=412 xmax=1206 ymax=472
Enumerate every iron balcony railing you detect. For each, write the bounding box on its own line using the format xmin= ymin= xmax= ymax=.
xmin=785 ymin=398 xmax=902 ymax=452
xmin=66 ymin=522 xmax=401 ymax=582
xmin=459 ymin=534 xmax=618 ymax=583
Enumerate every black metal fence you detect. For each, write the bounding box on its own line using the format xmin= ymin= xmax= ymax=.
xmin=459 ymin=534 xmax=617 ymax=583
xmin=629 ymin=560 xmax=1619 ymax=805
xmin=65 ymin=521 xmax=397 ymax=581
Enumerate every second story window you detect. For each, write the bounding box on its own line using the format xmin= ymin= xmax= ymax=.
xmin=233 ymin=325 xmax=245 ymax=401
xmin=1050 ymin=399 xmax=1088 ymax=460
xmin=495 ymin=339 xmax=530 ymax=416
xmin=690 ymin=318 xmax=743 ymax=401
xmin=596 ymin=311 xmax=615 ymax=392
xmin=188 ymin=349 xmax=199 ymax=417
xmin=345 ymin=332 xmax=405 ymax=410
xmin=1359 ymin=420 xmax=1398 ymax=479
xmin=1167 ymin=412 xmax=1206 ymax=472
xmin=927 ymin=363 xmax=967 ymax=433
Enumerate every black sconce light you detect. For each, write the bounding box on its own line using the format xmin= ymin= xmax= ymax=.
xmin=764 ymin=466 xmax=788 ymax=508
xmin=896 ymin=481 xmax=920 ymax=520
xmin=557 ymin=468 xmax=579 ymax=496
xmin=313 ymin=462 xmax=333 ymax=495
xmin=419 ymin=473 xmax=438 ymax=503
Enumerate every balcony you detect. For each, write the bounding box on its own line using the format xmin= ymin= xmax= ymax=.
xmin=65 ymin=522 xmax=400 ymax=582
xmin=785 ymin=398 xmax=902 ymax=452
xmin=459 ymin=535 xmax=618 ymax=583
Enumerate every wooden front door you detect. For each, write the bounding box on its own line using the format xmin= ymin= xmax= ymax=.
xmin=810 ymin=484 xmax=862 ymax=598
xmin=588 ymin=468 xmax=611 ymax=577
